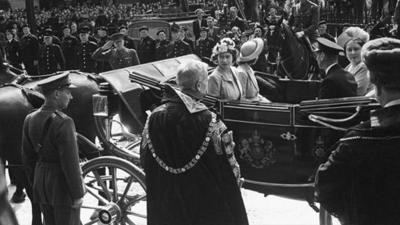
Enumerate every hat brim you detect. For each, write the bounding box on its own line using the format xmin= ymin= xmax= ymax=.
xmin=237 ymin=38 xmax=264 ymax=63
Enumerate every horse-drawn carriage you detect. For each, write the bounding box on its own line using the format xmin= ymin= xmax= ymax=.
xmin=56 ymin=54 xmax=375 ymax=225
xmin=0 ymin=52 xmax=377 ymax=224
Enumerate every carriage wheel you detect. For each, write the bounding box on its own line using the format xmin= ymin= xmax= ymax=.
xmin=81 ymin=156 xmax=146 ymax=225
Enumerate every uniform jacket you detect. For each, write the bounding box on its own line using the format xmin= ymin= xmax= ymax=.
xmin=61 ymin=35 xmax=79 ymax=70
xmin=208 ymin=66 xmax=243 ymax=101
xmin=76 ymin=41 xmax=97 ymax=73
xmin=237 ymin=64 xmax=260 ymax=100
xmin=21 ymin=108 xmax=85 ymax=206
xmin=137 ymin=36 xmax=156 ymax=64
xmin=169 ymin=40 xmax=193 ymax=58
xmin=195 ymin=37 xmax=214 ymax=58
xmin=315 ymin=104 xmax=400 ymax=225
xmin=20 ymin=33 xmax=39 ymax=63
xmin=192 ymin=18 xmax=207 ymax=40
xmin=5 ymin=39 xmax=21 ymax=68
xmin=38 ymin=44 xmax=65 ymax=75
xmin=92 ymin=47 xmax=140 ymax=70
xmin=140 ymin=86 xmax=248 ymax=225
xmin=94 ymin=36 xmax=112 ymax=73
xmin=155 ymin=39 xmax=170 ymax=60
xmin=290 ymin=0 xmax=320 ymax=41
xmin=319 ymin=64 xmax=357 ymax=99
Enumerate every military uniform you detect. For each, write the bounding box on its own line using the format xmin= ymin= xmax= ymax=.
xmin=21 ymin=73 xmax=84 ymax=225
xmin=76 ymin=41 xmax=97 ymax=73
xmin=290 ymin=0 xmax=320 ymax=42
xmin=137 ymin=36 xmax=156 ymax=63
xmin=61 ymin=35 xmax=79 ymax=70
xmin=95 ymin=36 xmax=112 ymax=73
xmin=20 ymin=33 xmax=39 ymax=75
xmin=195 ymin=37 xmax=214 ymax=58
xmin=169 ymin=40 xmax=193 ymax=58
xmin=38 ymin=44 xmax=65 ymax=75
xmin=155 ymin=39 xmax=170 ymax=60
xmin=92 ymin=47 xmax=140 ymax=70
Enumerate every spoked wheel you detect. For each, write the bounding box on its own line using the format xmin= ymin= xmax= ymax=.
xmin=81 ymin=156 xmax=146 ymax=225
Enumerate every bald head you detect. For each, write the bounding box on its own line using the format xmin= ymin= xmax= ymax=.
xmin=176 ymin=60 xmax=209 ymax=98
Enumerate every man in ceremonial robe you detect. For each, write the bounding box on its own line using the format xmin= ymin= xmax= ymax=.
xmin=140 ymin=60 xmax=249 ymax=225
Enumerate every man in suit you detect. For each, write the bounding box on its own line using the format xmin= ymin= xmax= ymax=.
xmin=22 ymin=73 xmax=84 ymax=225
xmin=314 ymin=37 xmax=357 ymax=99
xmin=192 ymin=8 xmax=207 ymax=40
xmin=206 ymin=16 xmax=220 ymax=44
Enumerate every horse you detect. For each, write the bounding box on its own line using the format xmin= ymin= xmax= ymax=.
xmin=264 ymin=18 xmax=319 ymax=80
xmin=0 ymin=70 xmax=100 ymax=225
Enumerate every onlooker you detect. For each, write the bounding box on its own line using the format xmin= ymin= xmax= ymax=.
xmin=76 ymin=26 xmax=98 ymax=73
xmin=137 ymin=25 xmax=156 ymax=63
xmin=192 ymin=8 xmax=207 ymax=40
xmin=195 ymin=27 xmax=214 ymax=58
xmin=141 ymin=60 xmax=249 ymax=225
xmin=38 ymin=28 xmax=65 ymax=75
xmin=155 ymin=29 xmax=170 ymax=60
xmin=61 ymin=25 xmax=79 ymax=70
xmin=315 ymin=37 xmax=400 ymax=225
xmin=20 ymin=24 xmax=39 ymax=75
xmin=4 ymin=29 xmax=22 ymax=69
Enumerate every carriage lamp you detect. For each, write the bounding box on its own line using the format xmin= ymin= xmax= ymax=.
xmin=93 ymin=94 xmax=109 ymax=117
xmin=93 ymin=82 xmax=119 ymax=117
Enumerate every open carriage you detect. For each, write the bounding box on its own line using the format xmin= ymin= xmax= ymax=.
xmin=77 ymin=54 xmax=377 ymax=225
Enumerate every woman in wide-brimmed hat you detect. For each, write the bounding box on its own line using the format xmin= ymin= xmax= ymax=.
xmin=236 ymin=38 xmax=270 ymax=102
xmin=208 ymin=38 xmax=243 ymax=100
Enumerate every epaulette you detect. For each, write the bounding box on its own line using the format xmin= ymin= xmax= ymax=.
xmin=54 ymin=110 xmax=67 ymax=119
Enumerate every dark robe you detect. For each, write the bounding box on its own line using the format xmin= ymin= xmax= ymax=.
xmin=140 ymin=86 xmax=248 ymax=225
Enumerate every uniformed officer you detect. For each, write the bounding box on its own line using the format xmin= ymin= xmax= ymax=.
xmin=155 ymin=29 xmax=170 ymax=60
xmin=22 ymin=72 xmax=84 ymax=225
xmin=76 ymin=26 xmax=97 ymax=73
xmin=137 ymin=26 xmax=156 ymax=63
xmin=119 ymin=25 xmax=136 ymax=50
xmin=92 ymin=33 xmax=140 ymax=70
xmin=169 ymin=26 xmax=193 ymax=58
xmin=20 ymin=24 xmax=39 ymax=75
xmin=195 ymin=27 xmax=214 ymax=58
xmin=38 ymin=29 xmax=65 ymax=75
xmin=314 ymin=37 xmax=357 ymax=99
xmin=61 ymin=25 xmax=79 ymax=70
xmin=289 ymin=0 xmax=320 ymax=43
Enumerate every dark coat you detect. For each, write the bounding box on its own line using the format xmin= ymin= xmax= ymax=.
xmin=315 ymin=104 xmax=400 ymax=225
xmin=61 ymin=35 xmax=79 ymax=70
xmin=137 ymin=36 xmax=156 ymax=64
xmin=76 ymin=41 xmax=97 ymax=73
xmin=192 ymin=18 xmax=207 ymax=40
xmin=38 ymin=44 xmax=65 ymax=75
xmin=5 ymin=39 xmax=22 ymax=68
xmin=195 ymin=37 xmax=214 ymax=58
xmin=155 ymin=39 xmax=170 ymax=60
xmin=22 ymin=109 xmax=85 ymax=206
xmin=169 ymin=40 xmax=193 ymax=58
xmin=319 ymin=64 xmax=357 ymax=99
xmin=20 ymin=34 xmax=39 ymax=63
xmin=140 ymin=87 xmax=249 ymax=225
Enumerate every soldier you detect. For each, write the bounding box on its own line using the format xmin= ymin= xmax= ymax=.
xmin=22 ymin=73 xmax=84 ymax=225
xmin=155 ymin=29 xmax=170 ymax=60
xmin=92 ymin=33 xmax=140 ymax=70
xmin=4 ymin=29 xmax=22 ymax=69
xmin=169 ymin=26 xmax=193 ymax=58
xmin=195 ymin=27 xmax=214 ymax=58
xmin=38 ymin=29 xmax=65 ymax=75
xmin=289 ymin=0 xmax=320 ymax=44
xmin=61 ymin=25 xmax=79 ymax=70
xmin=119 ymin=25 xmax=136 ymax=50
xmin=137 ymin=26 xmax=156 ymax=63
xmin=20 ymin=24 xmax=39 ymax=75
xmin=76 ymin=26 xmax=97 ymax=73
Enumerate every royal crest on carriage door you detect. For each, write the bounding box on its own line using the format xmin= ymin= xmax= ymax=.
xmin=239 ymin=130 xmax=276 ymax=168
